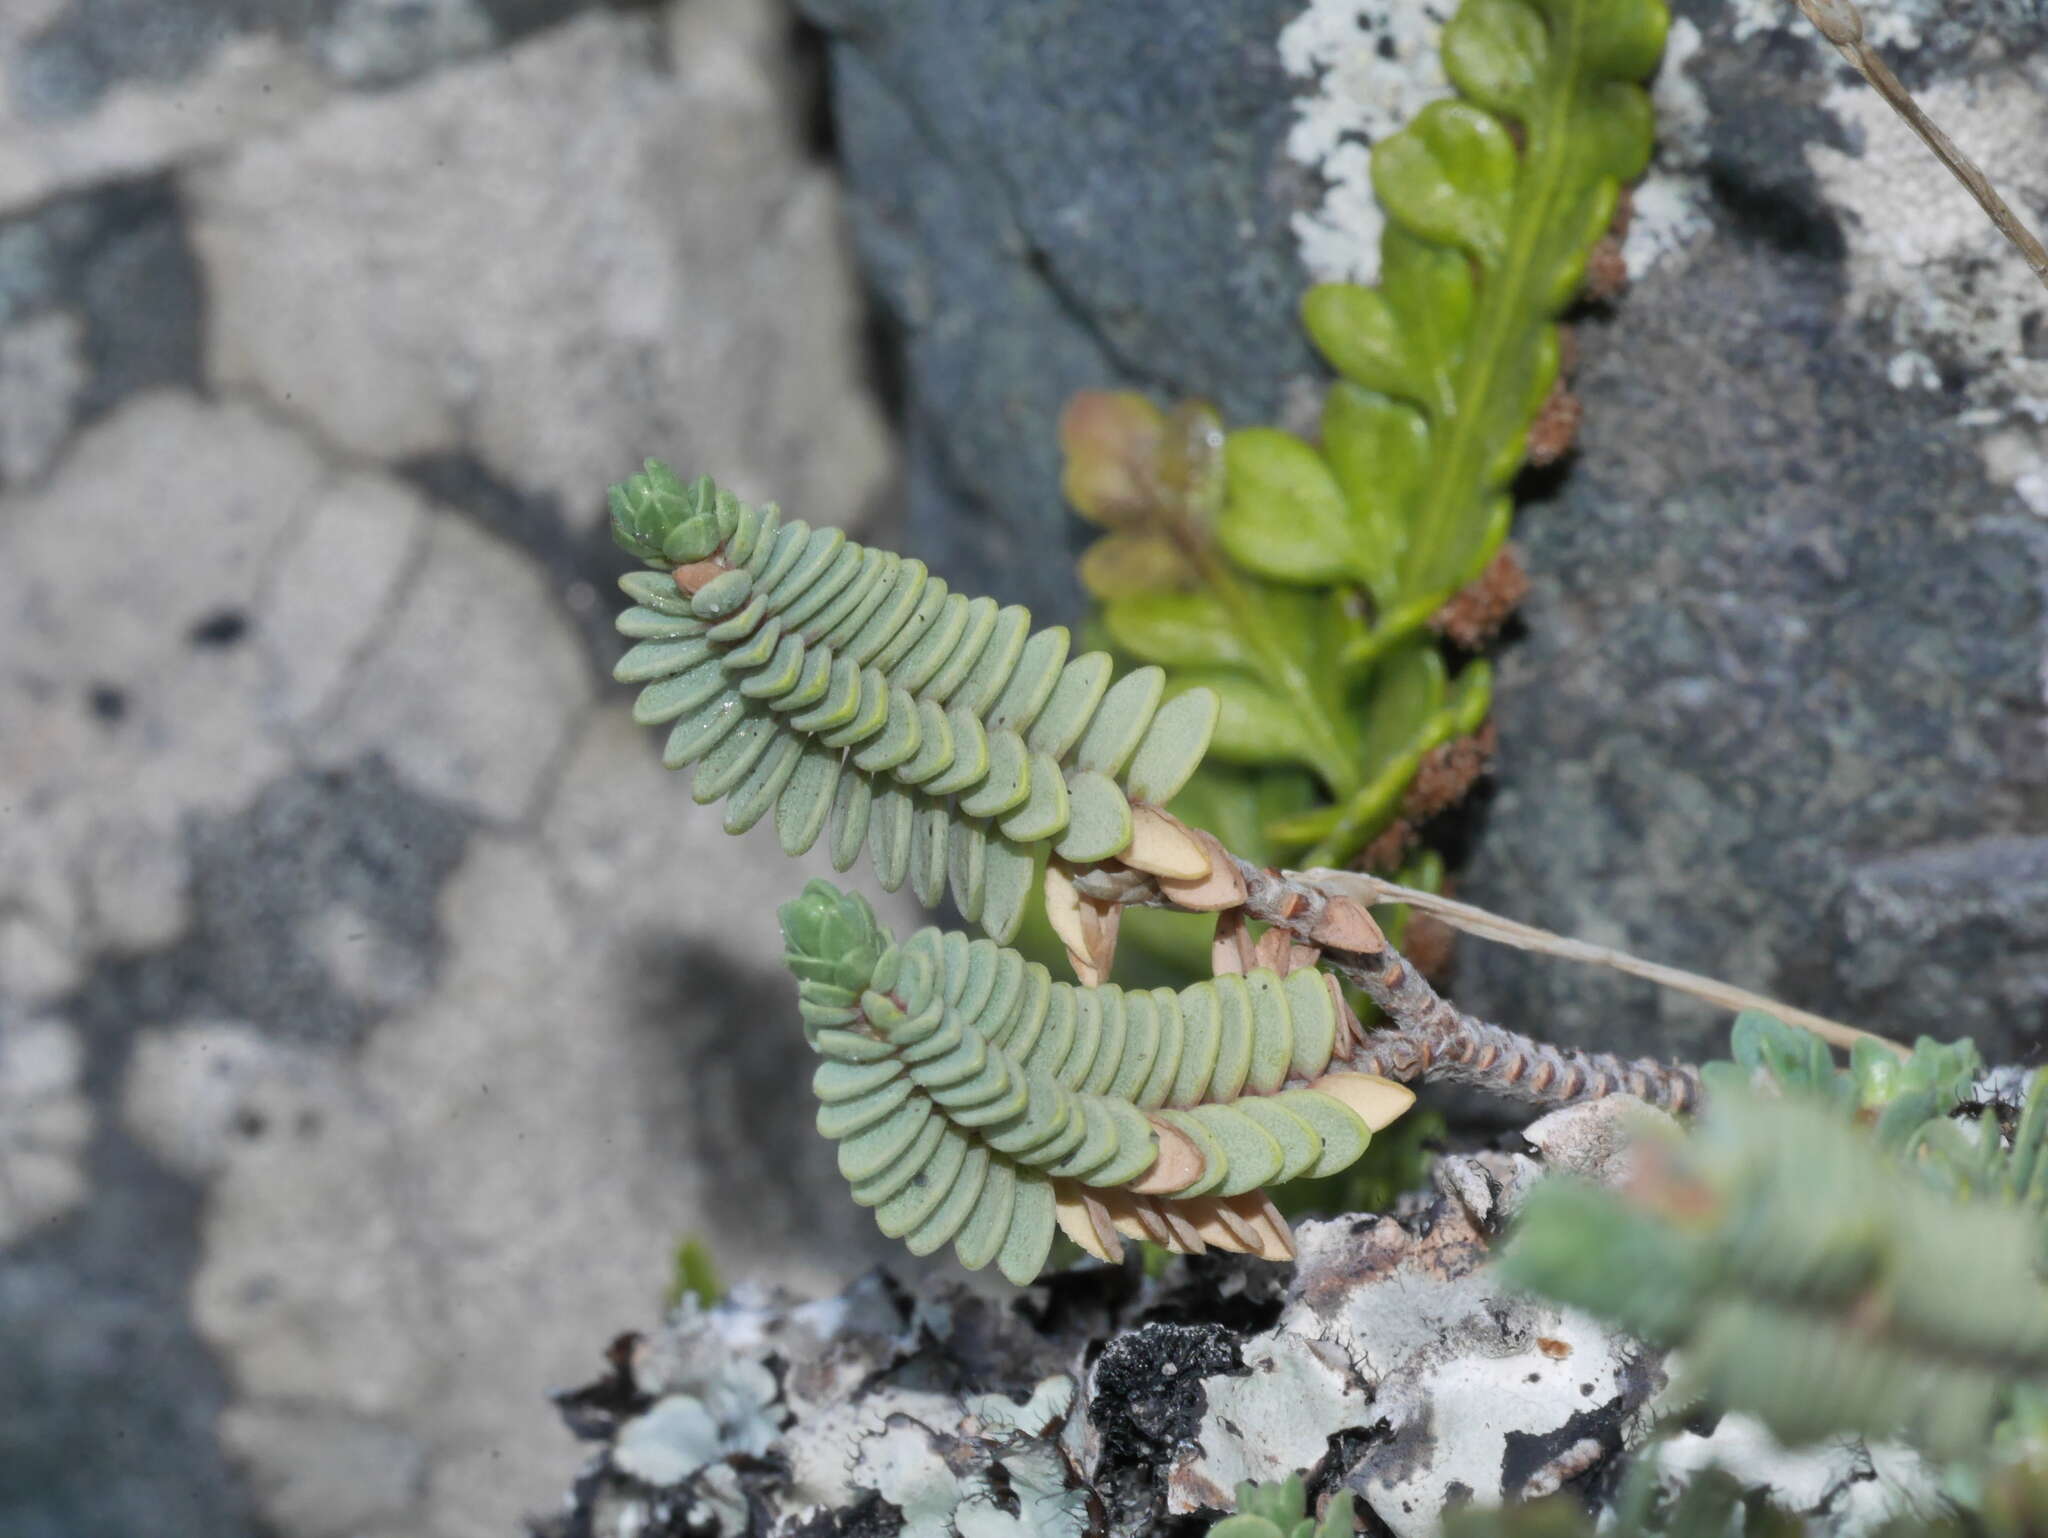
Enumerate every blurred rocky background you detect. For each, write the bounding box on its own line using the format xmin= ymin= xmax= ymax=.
xmin=0 ymin=1 xmax=904 ymax=1534
xmin=3 ymin=0 xmax=2046 ymax=1536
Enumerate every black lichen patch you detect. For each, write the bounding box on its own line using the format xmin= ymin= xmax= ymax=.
xmin=552 ymin=1333 xmax=657 ymax=1443
xmin=1499 ymin=1350 xmax=1663 ymax=1509
xmin=187 ymin=608 xmax=249 ymax=648
xmin=787 ymin=1489 xmax=907 ymax=1538
xmin=1501 ymin=1397 xmax=1624 ymax=1506
xmin=1090 ymin=1320 xmax=1247 ymax=1533
xmin=87 ymin=682 xmax=127 ymax=721
xmin=67 ymin=756 xmax=475 ymax=1061
xmin=1090 ymin=1321 xmax=1244 ymax=1468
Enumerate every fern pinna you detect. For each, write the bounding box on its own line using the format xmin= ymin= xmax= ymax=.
xmin=781 ymin=879 xmax=1411 ymax=1285
xmin=611 ymin=464 xmax=1218 ymax=945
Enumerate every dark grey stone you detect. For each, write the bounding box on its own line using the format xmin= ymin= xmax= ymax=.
xmin=624 ymin=936 xmax=952 ymax=1278
xmin=0 ymin=758 xmax=477 ymax=1538
xmin=1453 ymin=3 xmax=2048 ymax=1065
xmin=10 ymin=0 xmax=612 ymax=113
xmin=810 ymin=0 xmax=2048 ymax=1065
xmin=801 ymin=0 xmax=1319 ymax=624
xmin=0 ymin=1119 xmax=262 ymax=1538
xmin=68 ymin=757 xmax=476 ymax=1054
xmin=1837 ymin=839 xmax=2048 ymax=1051
xmin=0 ymin=175 xmax=203 ymax=480
xmin=400 ymin=450 xmax=633 ymax=675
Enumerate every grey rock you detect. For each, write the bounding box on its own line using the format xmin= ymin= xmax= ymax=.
xmin=1837 ymin=837 xmax=2048 ymax=1048
xmin=813 ymin=0 xmax=2048 ymax=1064
xmin=11 ymin=0 xmax=600 ymax=118
xmin=801 ymin=0 xmax=1320 ymax=622
xmin=0 ymin=174 xmax=202 ymax=479
xmin=545 ymin=1156 xmax=1685 ymax=1538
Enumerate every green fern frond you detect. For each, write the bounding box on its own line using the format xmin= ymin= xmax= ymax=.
xmin=780 ymin=880 xmax=1406 ymax=1284
xmin=611 ymin=465 xmax=1218 ymax=941
xmin=1067 ymin=0 xmax=1667 ymax=875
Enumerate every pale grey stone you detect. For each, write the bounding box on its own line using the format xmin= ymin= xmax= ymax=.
xmin=217 ymin=1401 xmax=430 ymax=1538
xmin=0 ymin=1013 xmax=94 ymax=1243
xmin=119 ymin=1020 xmax=320 ymax=1180
xmin=0 ymin=309 xmax=86 ymax=482
xmin=309 ymin=511 xmax=592 ymax=823
xmin=312 ymin=0 xmax=498 ymax=87
xmin=258 ymin=470 xmax=430 ymax=732
xmin=0 ymin=392 xmax=323 ymax=979
xmin=189 ymin=3 xmax=892 ymax=529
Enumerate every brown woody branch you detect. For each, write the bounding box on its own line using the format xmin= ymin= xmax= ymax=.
xmin=1069 ymin=852 xmax=1702 ymax=1115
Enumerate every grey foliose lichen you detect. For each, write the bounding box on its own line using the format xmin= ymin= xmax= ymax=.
xmin=537 ymin=1099 xmax=1936 ymax=1538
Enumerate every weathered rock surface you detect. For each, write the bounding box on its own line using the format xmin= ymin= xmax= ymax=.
xmin=797 ymin=0 xmax=1320 ymax=624
xmin=806 ymin=0 xmax=2048 ymax=1064
xmin=0 ymin=3 xmax=897 ymax=1536
xmin=534 ymin=1100 xmax=1804 ymax=1538
xmin=545 ymin=1094 xmax=1946 ymax=1538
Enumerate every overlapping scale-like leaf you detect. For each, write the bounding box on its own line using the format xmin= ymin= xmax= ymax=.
xmin=612 ymin=466 xmax=1218 ymax=941
xmin=779 ymin=881 xmax=1401 ymax=1283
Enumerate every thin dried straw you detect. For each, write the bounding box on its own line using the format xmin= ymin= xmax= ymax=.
xmin=1793 ymin=0 xmax=2048 ymax=291
xmin=1304 ymin=867 xmax=1906 ymax=1055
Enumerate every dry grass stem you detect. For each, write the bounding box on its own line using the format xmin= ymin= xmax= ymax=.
xmin=1793 ymin=0 xmax=2048 ymax=290
xmin=1307 ymin=868 xmax=1904 ymax=1055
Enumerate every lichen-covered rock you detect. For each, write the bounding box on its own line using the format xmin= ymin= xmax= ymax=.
xmin=807 ymin=0 xmax=2048 ymax=1064
xmin=544 ymin=1102 xmax=1962 ymax=1538
xmin=544 ymin=1126 xmax=1673 ymax=1538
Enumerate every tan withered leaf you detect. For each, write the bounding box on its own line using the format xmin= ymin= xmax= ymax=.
xmin=1060 ymin=391 xmax=1225 ymax=599
xmin=1311 ymin=1072 xmax=1416 ymax=1131
xmin=1128 ymin=1118 xmax=1208 ymax=1195
xmin=1120 ymin=803 xmax=1212 ymax=880
xmin=1158 ymin=827 xmax=1246 ymax=910
xmin=1251 ymin=925 xmax=1322 ymax=977
xmin=1211 ymin=909 xmax=1254 ymax=975
xmin=1054 ymin=1181 xmax=1125 ymax=1262
xmin=1310 ymin=895 xmax=1387 ymax=954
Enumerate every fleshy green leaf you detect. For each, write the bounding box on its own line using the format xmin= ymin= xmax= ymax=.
xmin=1320 ymin=383 xmax=1429 ymax=606
xmin=1103 ymin=589 xmax=1248 ymax=670
xmin=1185 ymin=669 xmax=1348 ymax=785
xmin=1080 ymin=531 xmax=1197 ymax=599
xmin=1370 ymin=100 xmax=1519 ymax=271
xmin=1301 ymin=284 xmax=1432 ymax=409
xmin=1442 ymin=0 xmax=1550 ymax=120
xmin=1218 ymin=428 xmax=1367 ymax=589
